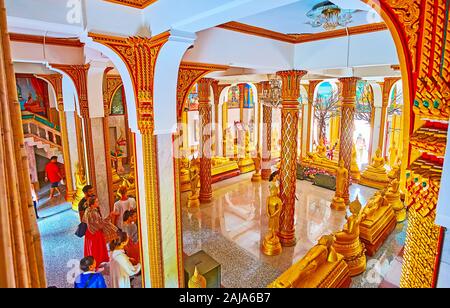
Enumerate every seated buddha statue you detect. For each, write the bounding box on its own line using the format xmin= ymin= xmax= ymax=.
xmin=388 ymin=157 xmax=402 ymax=181
xmin=307 ymin=137 xmax=328 ymax=161
xmin=72 ymin=162 xmax=87 ymax=211
xmin=360 ymin=148 xmax=389 ymax=188
xmin=385 ymin=178 xmax=406 ymax=222
xmin=333 ymin=197 xmax=367 ymax=277
xmin=269 ymin=234 xmax=343 ymax=288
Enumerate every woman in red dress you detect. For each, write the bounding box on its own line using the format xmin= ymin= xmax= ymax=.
xmin=83 ymin=197 xmax=118 ymax=267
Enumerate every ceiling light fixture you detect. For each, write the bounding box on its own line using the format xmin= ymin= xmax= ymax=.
xmin=306 ymin=1 xmax=356 ymax=31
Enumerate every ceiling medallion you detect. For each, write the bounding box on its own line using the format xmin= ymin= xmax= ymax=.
xmin=306 ymin=1 xmax=356 ymax=31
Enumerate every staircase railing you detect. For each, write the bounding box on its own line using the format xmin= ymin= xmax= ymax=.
xmin=22 ymin=112 xmax=63 ymax=150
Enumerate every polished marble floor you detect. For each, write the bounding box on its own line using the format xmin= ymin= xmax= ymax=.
xmin=182 ymin=173 xmax=407 ymax=288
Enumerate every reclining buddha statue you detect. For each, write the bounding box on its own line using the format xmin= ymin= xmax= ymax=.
xmin=269 ymin=234 xmax=351 ymax=288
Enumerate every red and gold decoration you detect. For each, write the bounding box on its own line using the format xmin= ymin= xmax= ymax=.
xmin=269 ymin=234 xmax=351 ymax=288
xmin=51 ymin=64 xmax=97 ymax=190
xmin=337 ymin=77 xmax=360 ymax=204
xmin=277 ymin=70 xmax=307 ymax=247
xmin=90 ymin=32 xmax=172 ymax=288
xmin=197 ymin=78 xmax=214 ymax=203
xmin=104 ymin=0 xmax=157 ymax=9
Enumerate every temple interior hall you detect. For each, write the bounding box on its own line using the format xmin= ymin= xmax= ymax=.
xmin=0 ymin=0 xmax=449 ymax=289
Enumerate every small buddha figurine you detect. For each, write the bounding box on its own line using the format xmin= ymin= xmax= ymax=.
xmin=252 ymin=152 xmax=262 ymax=182
xmin=385 ymin=178 xmax=406 ymax=222
xmin=333 ymin=196 xmax=367 ymax=277
xmin=331 ymin=159 xmax=348 ymax=211
xmin=72 ymin=162 xmax=87 ymax=211
xmin=270 ymin=234 xmax=339 ymax=288
xmin=388 ymin=156 xmax=402 ymax=181
xmin=307 ymin=137 xmax=328 ymax=162
xmin=389 ymin=142 xmax=398 ymax=169
xmin=351 ymin=144 xmax=361 ymax=180
xmin=188 ymin=267 xmax=207 ymax=288
xmin=262 ymin=183 xmax=283 ymax=256
xmin=360 ymin=148 xmax=389 ymax=188
xmin=187 ymin=158 xmax=201 ymax=208
xmin=180 ymin=156 xmax=191 ymax=191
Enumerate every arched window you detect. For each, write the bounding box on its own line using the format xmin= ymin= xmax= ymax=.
xmin=111 ymin=86 xmax=125 ymax=115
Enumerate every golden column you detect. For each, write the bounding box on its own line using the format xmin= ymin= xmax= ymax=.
xmin=277 ymin=70 xmax=307 ymax=247
xmin=306 ymin=80 xmax=322 ymax=153
xmin=197 ymin=78 xmax=214 ymax=203
xmin=238 ymin=83 xmax=246 ymax=123
xmin=37 ymin=74 xmax=75 ymax=201
xmin=378 ymin=77 xmax=400 ymax=152
xmin=338 ymin=77 xmax=360 ymax=204
xmin=260 ymin=81 xmax=272 ymax=180
xmin=51 ymin=64 xmax=97 ymax=189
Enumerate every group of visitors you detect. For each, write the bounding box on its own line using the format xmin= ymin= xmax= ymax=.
xmin=75 ymin=184 xmax=141 ymax=288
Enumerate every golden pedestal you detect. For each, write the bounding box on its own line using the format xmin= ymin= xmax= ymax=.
xmin=251 ymin=172 xmax=262 ymax=182
xmin=187 ymin=192 xmax=200 ymax=208
xmin=333 ymin=239 xmax=366 ymax=277
xmin=331 ymin=197 xmax=347 ymax=211
xmin=359 ymin=171 xmax=390 ymax=189
xmin=211 ymin=159 xmax=240 ymax=183
xmin=238 ymin=158 xmax=255 ymax=174
xmin=262 ymin=234 xmax=282 ymax=256
xmin=360 ymin=204 xmax=398 ymax=256
xmin=268 ymin=250 xmax=351 ymax=288
xmin=180 ymin=173 xmax=191 ymax=193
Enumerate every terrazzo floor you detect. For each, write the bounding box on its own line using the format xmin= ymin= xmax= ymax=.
xmin=182 ymin=173 xmax=407 ymax=288
xmin=36 ymin=184 xmax=141 ymax=288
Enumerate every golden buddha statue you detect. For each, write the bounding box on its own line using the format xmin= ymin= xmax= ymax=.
xmin=306 ymin=137 xmax=328 ymax=162
xmin=262 ymin=183 xmax=283 ymax=256
xmin=333 ymin=197 xmax=367 ymax=277
xmin=269 ymin=234 xmax=351 ymax=288
xmin=331 ymin=159 xmax=348 ymax=211
xmin=360 ymin=148 xmax=389 ymax=189
xmin=388 ymin=156 xmax=402 ymax=181
xmin=359 ymin=189 xmax=397 ymax=256
xmin=389 ymin=142 xmax=398 ymax=169
xmin=187 ymin=158 xmax=200 ymax=208
xmin=351 ymin=144 xmax=361 ymax=181
xmin=180 ymin=156 xmax=191 ymax=192
xmin=224 ymin=128 xmax=235 ymax=158
xmin=251 ymin=152 xmax=262 ymax=182
xmin=238 ymin=130 xmax=256 ymax=173
xmin=385 ymin=178 xmax=406 ymax=222
xmin=72 ymin=162 xmax=87 ymax=211
xmin=188 ymin=267 xmax=207 ymax=288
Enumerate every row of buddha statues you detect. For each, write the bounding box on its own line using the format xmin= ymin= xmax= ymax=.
xmin=305 ymin=137 xmax=401 ymax=190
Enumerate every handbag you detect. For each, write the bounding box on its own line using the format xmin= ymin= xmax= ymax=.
xmin=75 ymin=222 xmax=87 ymax=238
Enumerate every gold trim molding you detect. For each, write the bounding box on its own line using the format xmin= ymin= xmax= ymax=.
xmin=104 ymin=0 xmax=157 ymax=9
xmin=217 ymin=22 xmax=388 ymax=44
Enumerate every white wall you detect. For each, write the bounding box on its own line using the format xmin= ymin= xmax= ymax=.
xmin=11 ymin=42 xmax=84 ymax=65
xmin=295 ymin=30 xmax=398 ymax=71
xmin=183 ymin=27 xmax=294 ymax=71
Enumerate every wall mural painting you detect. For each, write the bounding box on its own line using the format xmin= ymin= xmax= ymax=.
xmin=187 ymin=84 xmax=199 ymax=111
xmin=227 ymin=85 xmax=240 ymax=109
xmin=16 ymin=75 xmax=50 ymax=118
xmin=111 ymin=85 xmax=126 ymax=115
xmin=243 ymin=84 xmax=254 ymax=109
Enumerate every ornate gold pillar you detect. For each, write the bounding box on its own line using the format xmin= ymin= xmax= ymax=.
xmin=197 ymin=78 xmax=213 ymax=203
xmin=338 ymin=77 xmax=360 ymax=204
xmin=378 ymin=77 xmax=400 ymax=153
xmin=260 ymin=81 xmax=272 ymax=180
xmin=51 ymin=64 xmax=97 ymax=189
xmin=238 ymin=83 xmax=246 ymax=123
xmin=103 ymin=74 xmax=123 ymax=210
xmin=277 ymin=70 xmax=307 ymax=246
xmin=211 ymin=80 xmax=229 ymax=157
xmin=37 ymin=74 xmax=75 ymax=201
xmin=306 ymin=80 xmax=322 ymax=152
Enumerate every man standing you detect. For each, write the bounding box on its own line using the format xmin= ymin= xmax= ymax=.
xmin=45 ymin=156 xmax=63 ymax=199
xmin=78 ymin=185 xmax=94 ymax=222
xmin=112 ymin=186 xmax=136 ymax=231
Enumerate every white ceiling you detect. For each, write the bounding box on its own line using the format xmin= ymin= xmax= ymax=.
xmin=237 ymin=0 xmax=383 ymax=34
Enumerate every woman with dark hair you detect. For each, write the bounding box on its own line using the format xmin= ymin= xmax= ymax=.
xmin=74 ymin=256 xmax=107 ymax=288
xmin=83 ymin=197 xmax=117 ymax=267
xmin=109 ymin=232 xmax=141 ymax=288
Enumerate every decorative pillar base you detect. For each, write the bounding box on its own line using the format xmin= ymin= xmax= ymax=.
xmin=278 ymin=231 xmax=296 ymax=247
xmin=251 ymin=173 xmax=262 ymax=182
xmin=262 ymin=234 xmax=282 ymax=256
xmin=199 ymin=192 xmax=212 ymax=204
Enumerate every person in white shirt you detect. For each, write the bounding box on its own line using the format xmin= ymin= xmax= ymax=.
xmin=109 ymin=231 xmax=141 ymax=288
xmin=112 ymin=186 xmax=136 ymax=230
